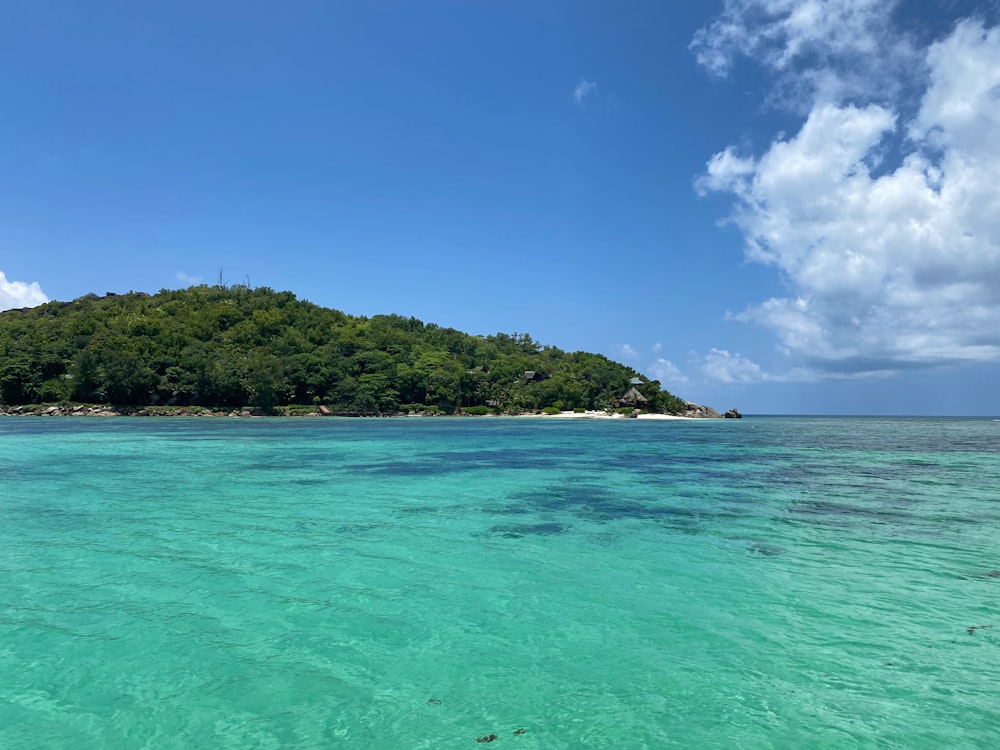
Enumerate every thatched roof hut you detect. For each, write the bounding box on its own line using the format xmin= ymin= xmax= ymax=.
xmin=620 ymin=386 xmax=648 ymax=404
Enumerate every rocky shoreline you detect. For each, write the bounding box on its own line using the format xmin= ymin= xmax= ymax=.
xmin=0 ymin=404 xmax=327 ymax=418
xmin=0 ymin=402 xmax=731 ymax=419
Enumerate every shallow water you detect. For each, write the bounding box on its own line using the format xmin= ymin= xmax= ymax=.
xmin=1 ymin=416 xmax=998 ymax=748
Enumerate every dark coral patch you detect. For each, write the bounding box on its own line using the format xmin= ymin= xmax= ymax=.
xmin=490 ymin=522 xmax=570 ymax=538
xmin=509 ymin=483 xmax=705 ymax=526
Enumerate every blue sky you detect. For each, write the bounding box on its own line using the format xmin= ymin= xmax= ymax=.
xmin=3 ymin=1 xmax=1000 ymax=415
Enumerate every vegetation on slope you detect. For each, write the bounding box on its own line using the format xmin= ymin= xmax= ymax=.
xmin=0 ymin=285 xmax=687 ymax=414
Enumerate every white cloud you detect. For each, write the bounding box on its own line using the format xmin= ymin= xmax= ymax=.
xmin=176 ymin=271 xmax=202 ymax=285
xmin=692 ymin=0 xmax=896 ymax=74
xmin=650 ymin=357 xmax=690 ymax=386
xmin=614 ymin=343 xmax=639 ymax=361
xmin=574 ymin=77 xmax=598 ymax=105
xmin=0 ymin=271 xmax=48 ymax=312
xmin=911 ymin=20 xmax=1000 ymax=156
xmin=698 ymin=17 xmax=1000 ymax=376
xmin=702 ymin=348 xmax=772 ymax=384
xmin=652 ymin=342 xmax=663 ymax=353
xmin=700 ymin=348 xmax=828 ymax=384
xmin=691 ymin=0 xmax=917 ymax=107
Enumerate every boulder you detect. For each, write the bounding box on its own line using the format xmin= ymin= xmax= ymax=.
xmin=683 ymin=401 xmax=722 ymax=418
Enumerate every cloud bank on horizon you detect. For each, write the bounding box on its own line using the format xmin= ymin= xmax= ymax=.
xmin=689 ymin=0 xmax=1000 ymax=385
xmin=0 ymin=271 xmax=48 ymax=312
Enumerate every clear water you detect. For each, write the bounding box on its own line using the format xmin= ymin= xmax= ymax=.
xmin=1 ymin=416 xmax=998 ymax=749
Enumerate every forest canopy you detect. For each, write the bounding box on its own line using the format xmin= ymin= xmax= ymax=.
xmin=0 ymin=285 xmax=688 ymax=414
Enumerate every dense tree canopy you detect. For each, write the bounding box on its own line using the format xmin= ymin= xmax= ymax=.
xmin=0 ymin=285 xmax=688 ymax=413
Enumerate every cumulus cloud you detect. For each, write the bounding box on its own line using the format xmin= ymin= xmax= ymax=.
xmin=702 ymin=348 xmax=773 ymax=384
xmin=650 ymin=357 xmax=690 ymax=386
xmin=697 ymin=12 xmax=1000 ymax=377
xmin=690 ymin=0 xmax=919 ymax=107
xmin=692 ymin=0 xmax=896 ymax=74
xmin=574 ymin=77 xmax=598 ymax=105
xmin=0 ymin=271 xmax=48 ymax=312
xmin=614 ymin=343 xmax=640 ymax=361
xmin=700 ymin=349 xmax=836 ymax=384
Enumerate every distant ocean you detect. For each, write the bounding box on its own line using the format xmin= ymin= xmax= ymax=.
xmin=2 ymin=416 xmax=998 ymax=749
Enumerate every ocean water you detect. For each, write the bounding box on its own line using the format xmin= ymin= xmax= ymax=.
xmin=1 ymin=416 xmax=998 ymax=749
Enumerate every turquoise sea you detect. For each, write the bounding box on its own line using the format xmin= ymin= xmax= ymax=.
xmin=1 ymin=416 xmax=998 ymax=749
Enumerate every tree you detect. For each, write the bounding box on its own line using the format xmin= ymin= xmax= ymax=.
xmin=96 ymin=337 xmax=156 ymax=405
xmin=246 ymin=351 xmax=287 ymax=412
xmin=0 ymin=360 xmax=38 ymax=404
xmin=0 ymin=287 xmax=697 ymax=413
xmin=70 ymin=348 xmax=101 ymax=402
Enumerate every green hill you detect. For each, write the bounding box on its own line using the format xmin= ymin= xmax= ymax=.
xmin=0 ymin=285 xmax=688 ymax=414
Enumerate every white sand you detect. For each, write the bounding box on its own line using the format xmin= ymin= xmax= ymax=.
xmin=516 ymin=410 xmax=694 ymax=420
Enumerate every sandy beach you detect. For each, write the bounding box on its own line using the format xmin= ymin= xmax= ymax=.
xmin=1 ymin=405 xmax=705 ymax=420
xmin=515 ymin=410 xmax=695 ymax=420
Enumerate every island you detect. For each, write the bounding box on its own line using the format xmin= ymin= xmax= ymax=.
xmin=0 ymin=285 xmax=726 ymax=419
